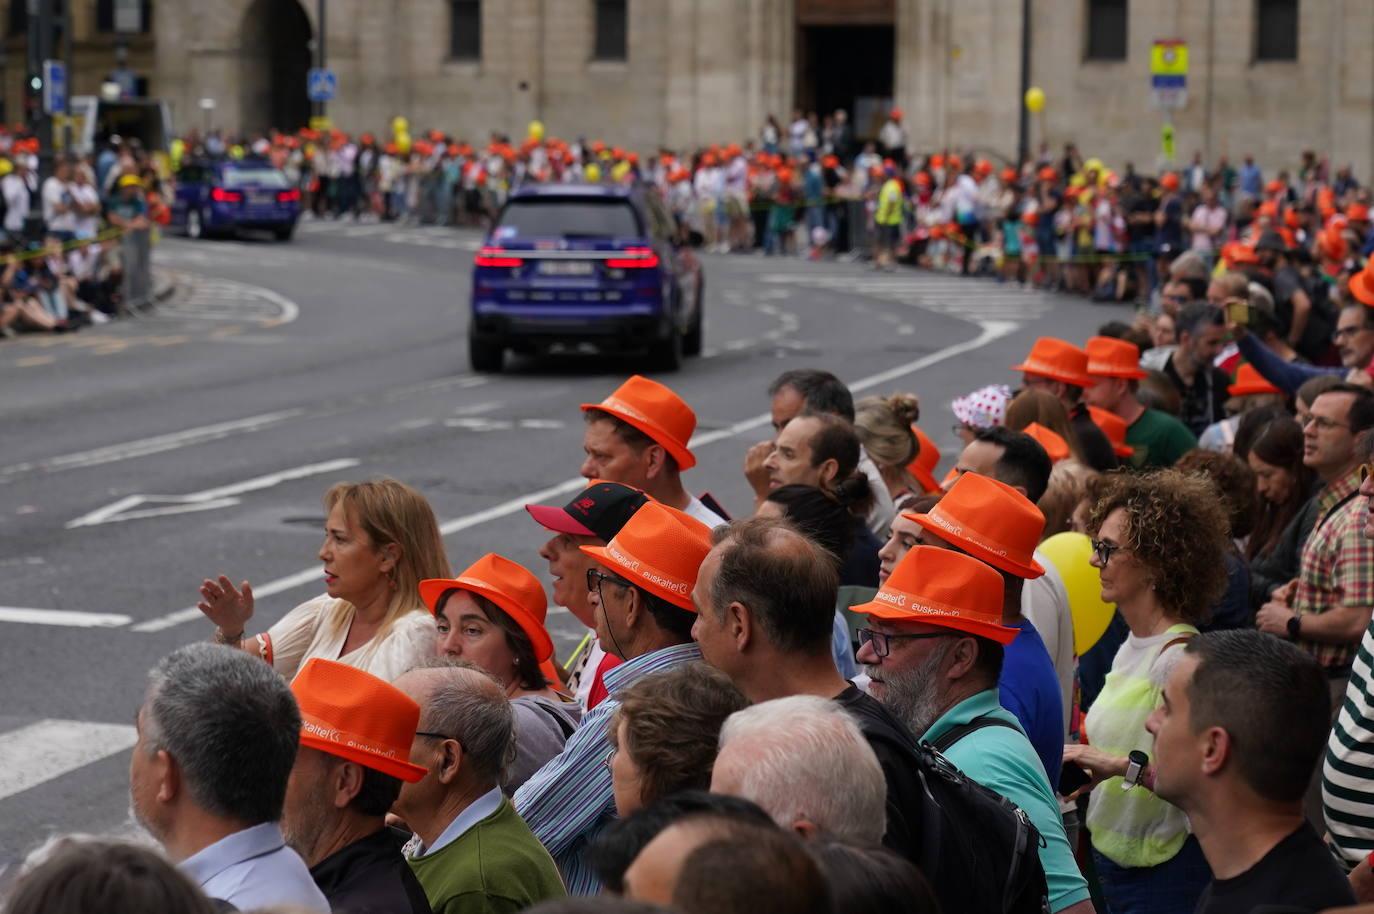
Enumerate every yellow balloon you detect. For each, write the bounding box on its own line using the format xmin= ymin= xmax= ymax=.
xmin=1084 ymin=157 xmax=1104 ymax=175
xmin=229 ymin=145 xmax=245 ymax=160
xmin=527 ymin=120 xmax=545 ymax=143
xmin=1068 ymin=173 xmax=1086 ymax=188
xmin=396 ymin=134 xmax=412 ymax=155
xmin=1024 ymin=86 xmax=1046 ymax=114
xmin=584 ymin=162 xmax=602 ymax=183
xmin=391 ymin=116 xmax=409 ymax=135
xmin=611 ymin=160 xmax=631 ymax=182
xmin=1038 ymin=532 xmax=1115 ymax=656
xmin=0 ymin=158 xmax=13 ymax=177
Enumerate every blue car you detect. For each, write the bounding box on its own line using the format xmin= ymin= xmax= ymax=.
xmin=468 ymin=183 xmax=704 ymax=372
xmin=170 ymin=158 xmax=301 ymax=241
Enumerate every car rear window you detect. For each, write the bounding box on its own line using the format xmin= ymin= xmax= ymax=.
xmin=495 ymin=197 xmax=642 ymax=238
xmin=223 ymin=168 xmax=289 ymax=189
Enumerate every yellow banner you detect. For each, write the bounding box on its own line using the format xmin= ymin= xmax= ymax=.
xmin=1151 ymin=41 xmax=1189 ymax=77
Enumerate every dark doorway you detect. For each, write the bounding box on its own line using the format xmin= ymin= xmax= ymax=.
xmin=239 ymin=0 xmax=311 ymax=133
xmin=796 ymin=26 xmax=894 ymax=143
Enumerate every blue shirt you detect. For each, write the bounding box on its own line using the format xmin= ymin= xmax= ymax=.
xmin=922 ymin=690 xmax=1090 ymax=914
xmin=1236 ymin=333 xmax=1342 ymax=396
xmin=180 ymin=822 xmax=329 ymax=912
xmin=1240 ymin=162 xmax=1263 ymax=196
xmin=998 ymin=619 xmax=1064 ymax=789
xmin=514 ymin=641 xmax=701 ymax=895
xmin=832 ymin=611 xmax=857 ymax=679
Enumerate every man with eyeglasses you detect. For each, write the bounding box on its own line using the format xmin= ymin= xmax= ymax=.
xmin=853 ymin=545 xmax=1094 ymax=914
xmin=515 ymin=502 xmax=711 ymax=895
xmin=1256 ymin=384 xmax=1374 ymax=823
xmin=392 ymin=660 xmax=565 ymax=913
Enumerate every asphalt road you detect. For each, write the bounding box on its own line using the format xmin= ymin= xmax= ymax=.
xmin=0 ymin=215 xmax=1123 ymax=867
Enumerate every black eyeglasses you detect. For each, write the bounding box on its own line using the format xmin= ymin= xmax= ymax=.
xmin=587 ymin=568 xmax=631 ymax=595
xmin=857 ymin=627 xmax=954 ymax=659
xmin=1090 ymin=538 xmax=1124 ymax=565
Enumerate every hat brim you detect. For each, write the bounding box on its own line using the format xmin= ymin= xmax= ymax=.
xmin=419 ymin=577 xmax=555 ymax=664
xmin=1227 ymin=383 xmax=1281 ymax=397
xmin=301 ymin=733 xmax=430 ymax=783
xmin=849 ymin=599 xmax=1020 ymax=645
xmin=907 ymin=512 xmax=1045 ymax=579
xmin=1349 ymin=269 xmax=1374 ymax=308
xmin=580 ymin=402 xmax=697 ymax=471
xmin=525 ymin=503 xmax=598 ymax=538
xmin=580 ymin=544 xmax=697 ymax=612
xmin=1011 ymin=362 xmax=1096 ymax=389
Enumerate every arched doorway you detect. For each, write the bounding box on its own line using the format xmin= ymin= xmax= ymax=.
xmin=239 ymin=0 xmax=311 ymax=134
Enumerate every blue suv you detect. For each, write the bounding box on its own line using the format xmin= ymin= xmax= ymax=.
xmin=468 ymin=183 xmax=703 ymax=372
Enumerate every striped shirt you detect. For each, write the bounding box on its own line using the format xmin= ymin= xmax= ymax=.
xmin=1325 ymin=622 xmax=1374 ymax=862
xmin=513 ymin=641 xmax=701 ymax=896
xmin=1293 ymin=469 xmax=1374 ymax=671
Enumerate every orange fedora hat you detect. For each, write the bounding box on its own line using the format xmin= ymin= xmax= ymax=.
xmin=1227 ymin=363 xmax=1281 ymax=398
xmin=581 ymin=501 xmax=712 ymax=611
xmin=1349 ymin=257 xmax=1374 ymax=308
xmin=907 ymin=471 xmax=1045 ymax=578
xmin=1012 ymin=337 xmax=1095 ymax=388
xmin=905 ymin=425 xmax=942 ymax=494
xmin=582 ymin=375 xmax=698 ymax=470
xmin=292 ymin=658 xmax=429 ymax=782
xmin=1085 ymin=336 xmax=1147 ymax=380
xmin=852 ymin=546 xmax=1018 ymax=644
xmin=1086 ymin=406 xmax=1134 ymax=458
xmin=420 ymin=553 xmax=555 ymax=663
xmin=1022 ymin=422 xmax=1070 ymax=463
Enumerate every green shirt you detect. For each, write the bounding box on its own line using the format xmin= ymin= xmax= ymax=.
xmin=1125 ymin=407 xmax=1197 ymax=469
xmin=922 ymin=689 xmax=1091 ymax=914
xmin=409 ymin=797 xmax=566 ymax=914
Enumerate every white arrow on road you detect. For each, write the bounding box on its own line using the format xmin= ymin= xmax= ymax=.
xmin=65 ymin=458 xmax=361 ymax=529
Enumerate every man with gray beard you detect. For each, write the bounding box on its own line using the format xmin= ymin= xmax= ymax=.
xmin=852 ymin=545 xmax=1095 ymax=914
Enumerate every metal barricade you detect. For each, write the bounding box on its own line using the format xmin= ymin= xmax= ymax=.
xmin=847 ymin=199 xmax=872 ymax=260
xmin=120 ymin=227 xmax=153 ymax=314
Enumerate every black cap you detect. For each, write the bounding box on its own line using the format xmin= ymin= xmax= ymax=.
xmin=525 ymin=481 xmax=649 ymax=543
xmin=1255 ymin=230 xmax=1288 ymax=254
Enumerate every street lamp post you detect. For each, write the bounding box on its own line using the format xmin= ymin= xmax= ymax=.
xmin=1016 ymin=0 xmax=1032 ymax=167
xmin=313 ymin=0 xmax=326 ymax=124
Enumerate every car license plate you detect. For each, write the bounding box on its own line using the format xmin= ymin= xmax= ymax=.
xmin=251 ymin=191 xmax=275 ymax=205
xmin=538 ymin=261 xmax=594 ymax=276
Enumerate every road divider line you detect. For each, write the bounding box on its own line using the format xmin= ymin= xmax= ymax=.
xmin=131 ymin=320 xmax=1015 ymax=634
xmin=0 ymin=720 xmax=138 ymax=802
xmin=0 ymin=607 xmax=133 ymax=627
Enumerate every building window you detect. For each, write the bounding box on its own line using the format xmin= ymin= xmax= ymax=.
xmin=96 ymin=0 xmax=152 ymax=34
xmin=1255 ymin=0 xmax=1298 ymax=61
xmin=450 ymin=0 xmax=481 ymax=61
xmin=1084 ymin=0 xmax=1127 ymax=60
xmin=593 ymin=0 xmax=627 ymax=62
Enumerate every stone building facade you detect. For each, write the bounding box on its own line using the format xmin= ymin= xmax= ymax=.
xmin=4 ymin=0 xmax=1372 ymax=177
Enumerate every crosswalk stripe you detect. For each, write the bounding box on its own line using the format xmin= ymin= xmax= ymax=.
xmin=0 ymin=720 xmax=138 ymax=802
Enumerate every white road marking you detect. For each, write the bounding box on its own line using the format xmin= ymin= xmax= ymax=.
xmin=65 ymin=459 xmax=361 ymax=529
xmin=0 ymin=410 xmax=306 ymax=483
xmin=129 ymin=319 xmax=1017 ymax=633
xmin=0 ymin=720 xmax=138 ymax=802
xmin=0 ymin=607 xmax=132 ymax=627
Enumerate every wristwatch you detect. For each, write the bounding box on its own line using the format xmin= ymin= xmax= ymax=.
xmin=1287 ymin=614 xmax=1302 ymax=641
xmin=1121 ymin=750 xmax=1149 ymax=790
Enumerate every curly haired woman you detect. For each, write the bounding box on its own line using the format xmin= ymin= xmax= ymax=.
xmin=1062 ymin=469 xmax=1230 ymax=914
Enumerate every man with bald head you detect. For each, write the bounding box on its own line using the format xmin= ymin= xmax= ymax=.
xmin=394 ymin=660 xmax=566 ymax=913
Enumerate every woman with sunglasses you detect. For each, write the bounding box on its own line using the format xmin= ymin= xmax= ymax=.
xmin=1061 ymin=470 xmax=1230 ymax=914
xmin=421 ymin=554 xmax=579 ymax=793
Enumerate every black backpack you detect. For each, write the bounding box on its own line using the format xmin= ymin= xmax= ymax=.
xmin=915 ymin=716 xmax=1051 ymax=914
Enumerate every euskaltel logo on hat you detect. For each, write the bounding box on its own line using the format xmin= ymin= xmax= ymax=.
xmin=580 ymin=502 xmax=712 ymax=612
xmin=291 ymin=659 xmax=429 ymax=782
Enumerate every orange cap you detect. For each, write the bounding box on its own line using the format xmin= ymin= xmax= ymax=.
xmin=582 ymin=375 xmax=698 ymax=470
xmin=1258 ymin=200 xmax=1279 ymax=219
xmin=580 ymin=502 xmax=712 ymax=611
xmin=1227 ymin=363 xmax=1281 ymax=397
xmin=890 ymin=108 xmax=903 ymax=121
xmin=1266 ymin=179 xmax=1285 ymax=195
xmin=291 ymin=659 xmax=429 ymax=782
xmin=1352 ymin=258 xmax=1374 ymax=307
xmin=1085 ymin=335 xmax=1147 ymax=380
xmin=1038 ymin=166 xmax=1057 ymax=182
xmin=1012 ymin=337 xmax=1096 ymax=387
xmin=905 ymin=426 xmax=942 ymax=494
xmin=974 ymin=159 xmax=993 ymax=177
xmin=1001 ymin=167 xmax=1019 ymax=184
xmin=1022 ymin=422 xmax=1070 ymax=463
xmin=1348 ymin=203 xmax=1371 ymax=223
xmin=1160 ymin=172 xmax=1180 ymax=191
xmin=851 ymin=546 xmax=1018 ymax=643
xmin=1086 ymin=406 xmax=1134 ymax=458
xmin=1283 ymin=208 xmax=1301 ymax=229
xmin=1222 ymin=241 xmax=1260 ymax=267
xmin=905 ymin=472 xmax=1045 ymax=578
xmin=420 ymin=553 xmax=554 ymax=663
xmin=1318 ymin=228 xmax=1348 ymax=263
xmin=930 ymin=154 xmax=945 ymax=170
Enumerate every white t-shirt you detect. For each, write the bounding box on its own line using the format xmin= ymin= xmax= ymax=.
xmin=1189 ymin=203 xmax=1227 ymax=253
xmin=42 ymin=177 xmax=75 ymax=233
xmin=1 ymin=173 xmax=34 ymax=233
xmin=263 ymin=594 xmax=437 ymax=682
xmin=1021 ymin=549 xmax=1074 ymax=737
xmin=69 ymin=182 xmax=101 ymax=239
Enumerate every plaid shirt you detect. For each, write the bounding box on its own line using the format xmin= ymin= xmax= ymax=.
xmin=1293 ymin=468 xmax=1374 ymax=670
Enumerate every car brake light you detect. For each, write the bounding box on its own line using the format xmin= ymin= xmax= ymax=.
xmin=211 ymin=188 xmax=243 ymax=203
xmin=277 ymin=188 xmax=301 ymax=203
xmin=606 ymin=247 xmax=660 ymax=269
xmin=474 ymin=246 xmax=523 ymax=268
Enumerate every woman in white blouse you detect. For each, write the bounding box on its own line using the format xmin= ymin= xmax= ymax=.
xmin=196 ymin=479 xmax=451 ymax=682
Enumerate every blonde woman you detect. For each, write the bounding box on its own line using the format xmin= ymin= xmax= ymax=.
xmin=854 ymin=393 xmax=922 ymax=502
xmin=196 ymin=479 xmax=451 ymax=681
